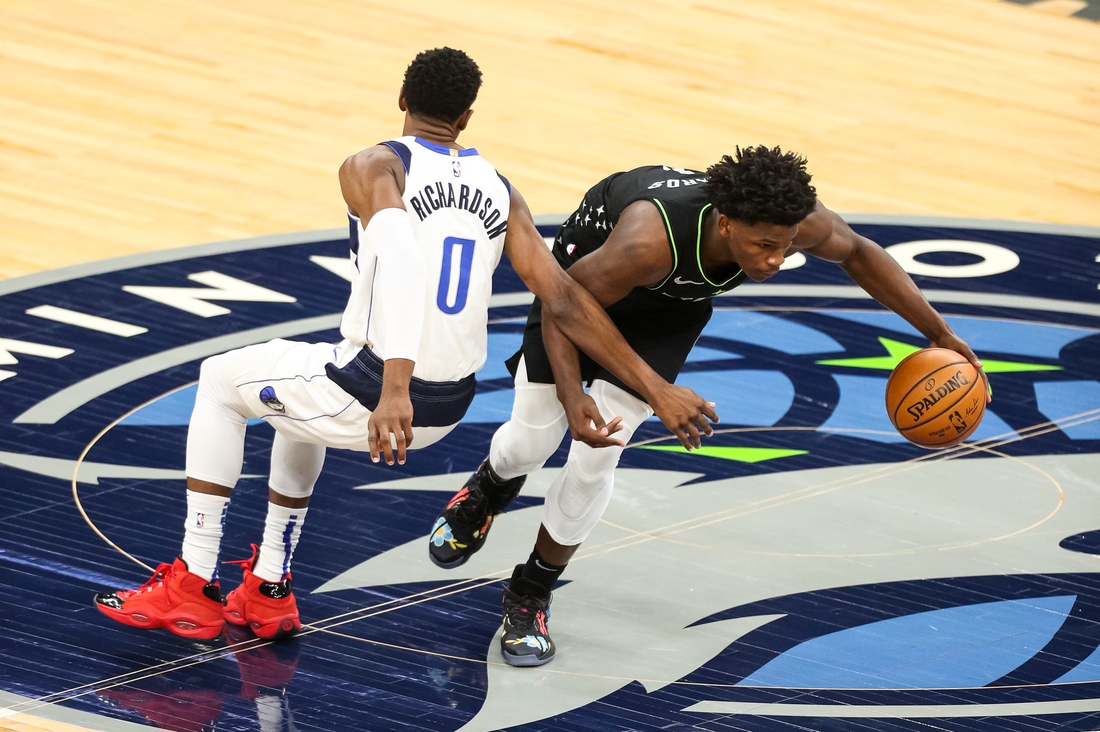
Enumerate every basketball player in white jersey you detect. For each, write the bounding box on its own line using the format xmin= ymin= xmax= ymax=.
xmin=93 ymin=48 xmax=718 ymax=641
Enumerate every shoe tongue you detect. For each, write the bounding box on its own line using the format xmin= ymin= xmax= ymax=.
xmin=510 ymin=576 xmax=550 ymax=600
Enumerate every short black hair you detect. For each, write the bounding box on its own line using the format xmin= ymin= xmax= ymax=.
xmin=402 ymin=48 xmax=482 ymax=124
xmin=705 ymin=146 xmax=818 ymax=226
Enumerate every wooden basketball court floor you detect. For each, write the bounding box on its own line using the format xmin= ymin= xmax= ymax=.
xmin=1 ymin=1 xmax=1099 ymax=731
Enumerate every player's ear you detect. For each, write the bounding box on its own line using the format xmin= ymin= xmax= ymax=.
xmin=398 ymin=86 xmax=408 ymax=112
xmin=716 ymin=212 xmax=734 ymax=238
xmin=454 ymin=108 xmax=474 ymax=132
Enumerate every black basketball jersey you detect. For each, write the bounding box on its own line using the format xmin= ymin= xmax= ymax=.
xmin=552 ymin=165 xmax=748 ymax=323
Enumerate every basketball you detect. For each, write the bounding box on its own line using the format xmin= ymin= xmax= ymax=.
xmin=885 ymin=348 xmax=986 ymax=448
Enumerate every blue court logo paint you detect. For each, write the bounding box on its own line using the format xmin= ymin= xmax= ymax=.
xmin=0 ymin=219 xmax=1098 ymax=731
xmin=259 ymin=385 xmax=285 ymax=413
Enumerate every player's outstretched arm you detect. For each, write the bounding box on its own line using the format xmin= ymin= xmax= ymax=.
xmin=504 ymin=192 xmax=719 ymax=449
xmin=795 ymin=201 xmax=990 ymax=400
xmin=339 ymin=147 xmax=424 ymax=464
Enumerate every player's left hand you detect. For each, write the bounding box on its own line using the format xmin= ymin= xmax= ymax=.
xmin=931 ymin=332 xmax=991 ymax=403
xmin=368 ymin=394 xmax=414 ymax=465
xmin=563 ymin=393 xmax=625 ymax=449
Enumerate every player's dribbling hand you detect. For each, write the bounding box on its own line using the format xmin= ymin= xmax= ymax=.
xmin=931 ymin=333 xmax=991 ymax=403
xmin=368 ymin=394 xmax=414 ymax=465
xmin=650 ymin=384 xmax=719 ymax=450
xmin=562 ymin=393 xmax=625 ymax=449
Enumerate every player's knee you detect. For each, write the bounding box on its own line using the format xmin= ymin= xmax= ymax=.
xmin=568 ymin=437 xmax=624 ymax=480
xmin=197 ymin=354 xmax=232 ymax=400
xmin=544 ymin=470 xmax=614 ymax=544
xmin=489 ymin=418 xmax=566 ymax=476
xmin=196 ymin=353 xmax=249 ymax=417
xmin=269 ymin=438 xmax=325 ymax=499
xmin=551 ymin=452 xmax=614 ymax=513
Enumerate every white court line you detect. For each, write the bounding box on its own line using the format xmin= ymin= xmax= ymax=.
xmin=683 ymin=697 xmax=1100 ymax=718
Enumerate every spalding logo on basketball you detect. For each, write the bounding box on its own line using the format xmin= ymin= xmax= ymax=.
xmin=885 ymin=348 xmax=987 ymax=448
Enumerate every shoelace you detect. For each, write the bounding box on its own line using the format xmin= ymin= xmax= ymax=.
xmin=223 ymin=543 xmax=260 ymax=571
xmin=453 ymin=488 xmax=490 ymax=525
xmin=127 ymin=563 xmax=175 ymax=595
xmin=224 ymin=543 xmax=292 ymax=596
xmin=503 ymin=592 xmax=549 ymax=633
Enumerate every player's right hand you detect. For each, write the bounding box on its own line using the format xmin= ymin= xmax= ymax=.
xmin=649 ymin=384 xmax=719 ymax=450
xmin=563 ymin=393 xmax=626 ymax=449
xmin=368 ymin=394 xmax=414 ymax=466
xmin=932 ymin=332 xmax=991 ymax=403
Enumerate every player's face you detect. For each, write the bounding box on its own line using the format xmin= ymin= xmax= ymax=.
xmin=726 ymin=220 xmax=800 ymax=281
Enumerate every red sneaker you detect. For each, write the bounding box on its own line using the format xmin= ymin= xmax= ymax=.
xmin=224 ymin=545 xmax=301 ymax=640
xmin=94 ymin=558 xmax=225 ymax=640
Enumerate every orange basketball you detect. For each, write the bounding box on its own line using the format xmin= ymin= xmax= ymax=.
xmin=885 ymin=348 xmax=986 ymax=449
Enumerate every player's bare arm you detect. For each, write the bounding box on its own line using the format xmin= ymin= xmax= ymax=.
xmin=338 ymin=147 xmax=418 ymax=465
xmin=795 ymin=201 xmax=989 ymax=398
xmin=536 ymin=200 xmax=720 ymax=449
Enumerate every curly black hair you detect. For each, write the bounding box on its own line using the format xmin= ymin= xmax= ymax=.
xmin=705 ymin=146 xmax=818 ymax=226
xmin=402 ymin=48 xmax=482 ymax=124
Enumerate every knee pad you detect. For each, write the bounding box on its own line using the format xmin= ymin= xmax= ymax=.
xmin=540 ymin=380 xmax=652 ymax=545
xmin=268 ymin=434 xmax=326 ymax=499
xmin=542 ymin=448 xmax=618 ymax=546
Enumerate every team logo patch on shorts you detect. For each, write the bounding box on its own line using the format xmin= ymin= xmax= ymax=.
xmin=259 ymin=386 xmax=285 ymax=412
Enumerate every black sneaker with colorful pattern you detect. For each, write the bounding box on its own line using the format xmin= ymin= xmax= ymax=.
xmin=500 ymin=565 xmax=555 ymax=667
xmin=429 ymin=461 xmax=525 ymax=568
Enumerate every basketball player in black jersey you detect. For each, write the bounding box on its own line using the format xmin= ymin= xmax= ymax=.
xmin=429 ymin=146 xmax=988 ymax=666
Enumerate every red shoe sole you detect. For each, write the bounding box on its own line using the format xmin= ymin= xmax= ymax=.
xmin=164 ymin=615 xmax=225 ymax=640
xmin=224 ymin=606 xmax=250 ymax=627
xmin=249 ymin=615 xmax=301 ymax=641
xmin=97 ymin=603 xmax=223 ymax=640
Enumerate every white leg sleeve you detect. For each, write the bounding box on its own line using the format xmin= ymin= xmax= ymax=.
xmin=542 ymin=380 xmax=654 ymax=546
xmin=488 ymin=357 xmax=569 ymax=480
xmin=268 ymin=432 xmax=326 ymax=499
xmin=185 ymin=354 xmax=251 ymax=489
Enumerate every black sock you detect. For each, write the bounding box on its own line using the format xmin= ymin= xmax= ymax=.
xmin=513 ymin=548 xmax=566 ymax=599
xmin=481 ymin=460 xmax=525 ymax=512
xmin=484 ymin=459 xmax=508 ymax=486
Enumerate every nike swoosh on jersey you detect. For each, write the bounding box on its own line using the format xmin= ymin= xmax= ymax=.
xmin=674 ymin=276 xmax=705 ymax=285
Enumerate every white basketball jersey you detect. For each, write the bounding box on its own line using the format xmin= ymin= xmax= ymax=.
xmin=342 ymin=136 xmax=511 ymax=383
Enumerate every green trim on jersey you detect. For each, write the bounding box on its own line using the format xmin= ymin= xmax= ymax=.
xmin=648 ymin=199 xmax=680 ymax=291
xmin=693 ymin=203 xmax=742 ymax=287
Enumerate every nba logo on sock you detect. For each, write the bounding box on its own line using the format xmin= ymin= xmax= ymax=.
xmin=196 ymin=513 xmax=205 ymax=528
xmin=260 ymin=386 xmax=285 ymax=413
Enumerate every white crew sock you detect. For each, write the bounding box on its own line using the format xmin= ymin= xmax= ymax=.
xmin=181 ymin=490 xmax=231 ymax=583
xmin=254 ymin=503 xmax=308 ymax=583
